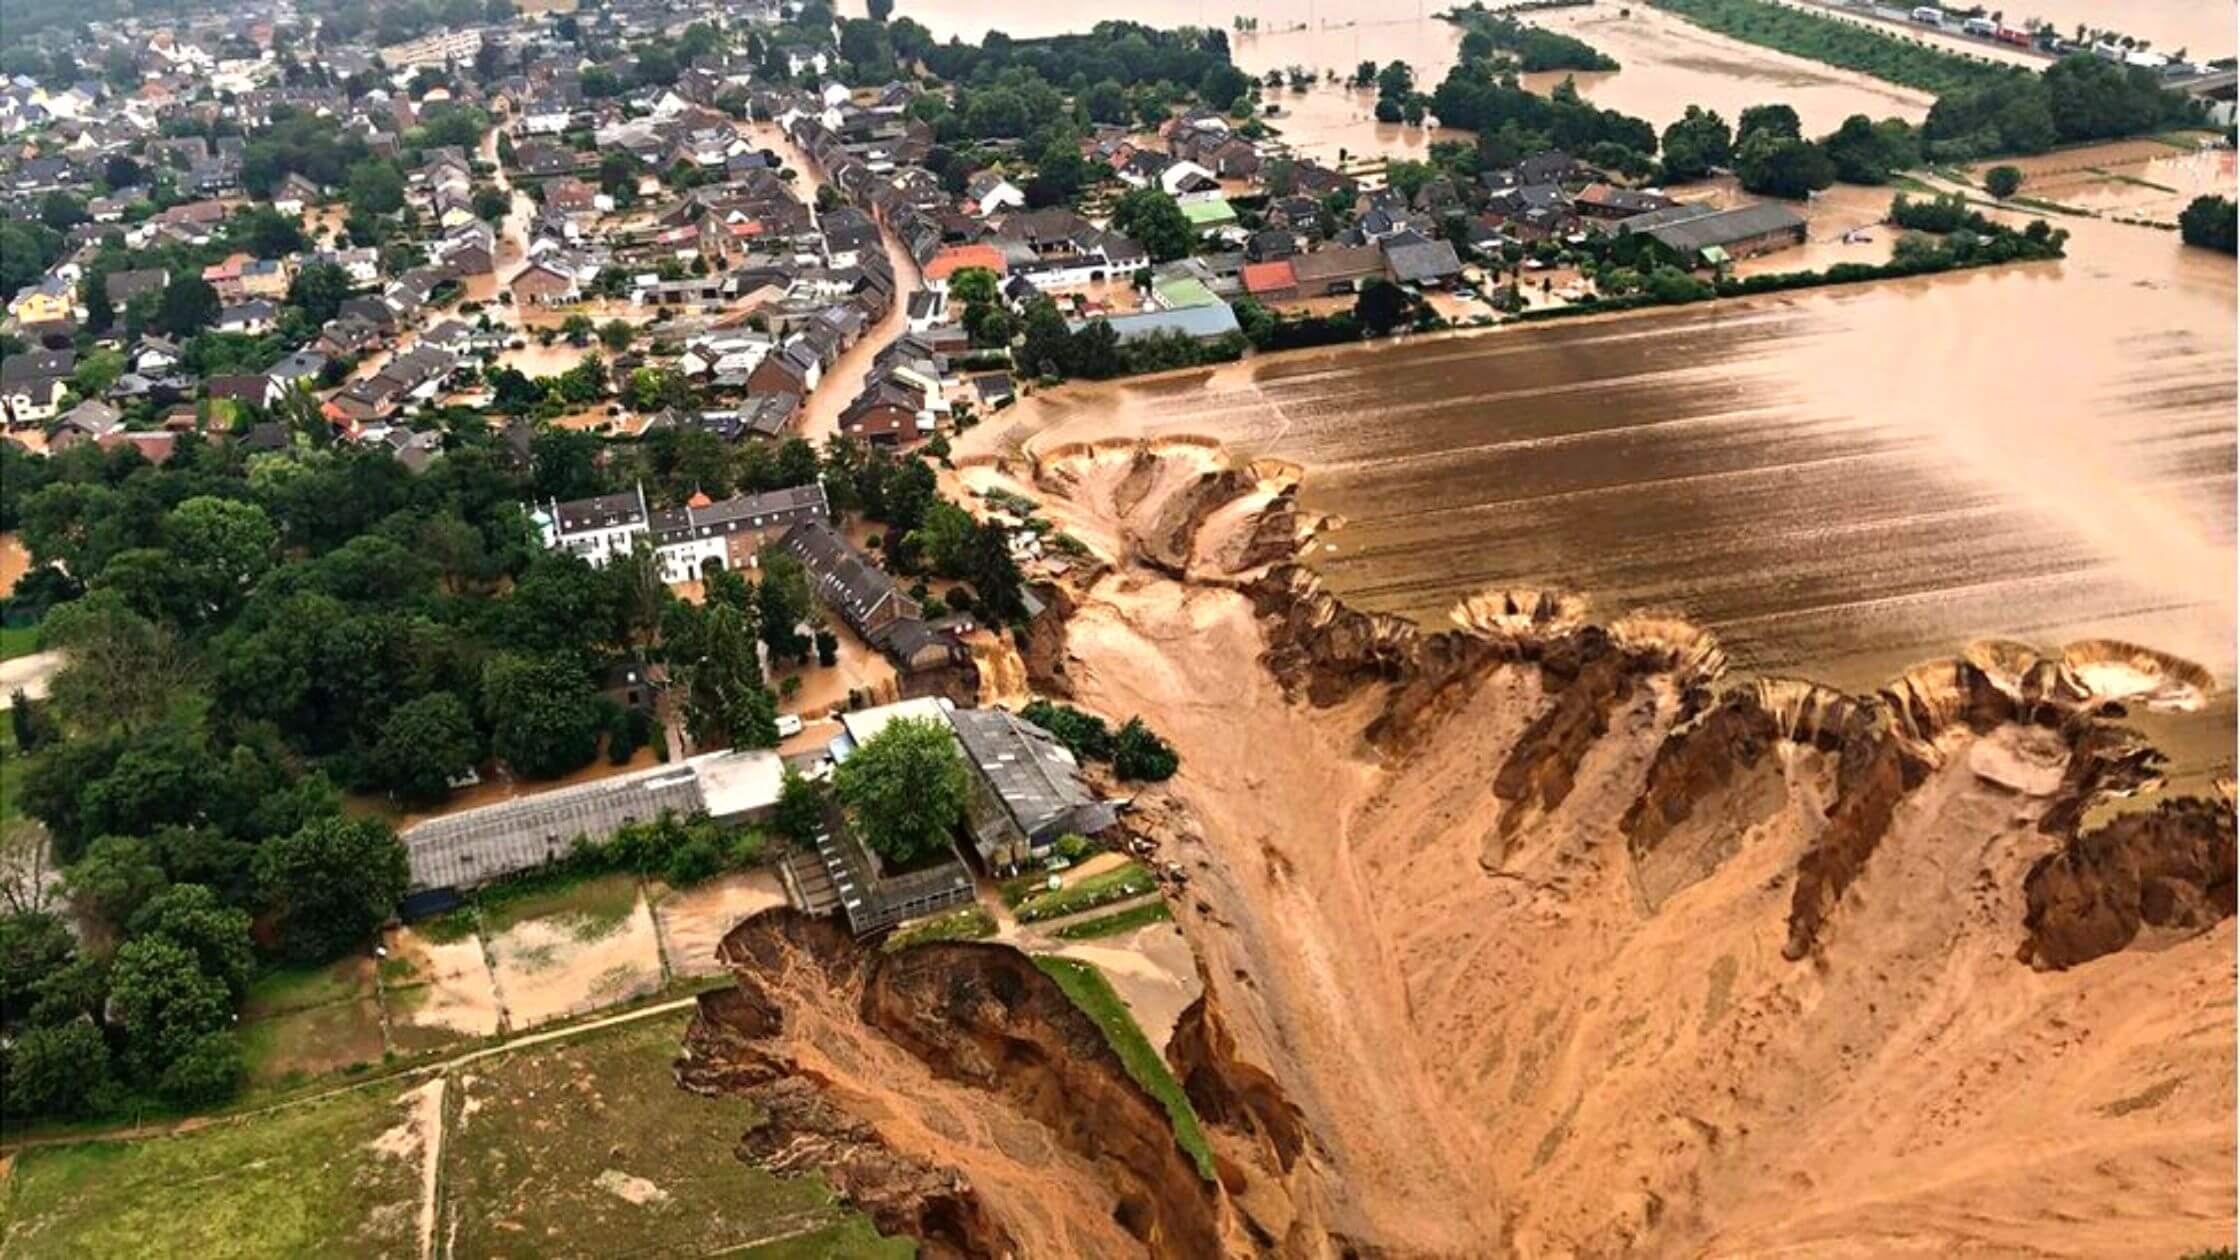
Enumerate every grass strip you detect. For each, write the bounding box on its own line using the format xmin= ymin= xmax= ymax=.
xmin=1052 ymin=899 xmax=1173 ymax=940
xmin=1032 ymin=956 xmax=1216 ymax=1182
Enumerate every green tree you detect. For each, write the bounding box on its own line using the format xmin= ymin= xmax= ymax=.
xmin=108 ymin=934 xmax=232 ymax=1076
xmin=2179 ymin=194 xmax=2237 ymax=253
xmin=167 ymin=496 xmax=279 ymax=619
xmin=1659 ymin=105 xmax=1732 ymax=181
xmin=1355 ymin=278 xmax=1412 ymax=336
xmin=62 ymin=834 xmax=168 ymax=929
xmin=1983 ymin=164 xmax=2024 ymax=198
xmin=1735 ymin=132 xmax=1836 ymax=198
xmin=597 ymin=319 xmax=634 ymax=351
xmin=287 ymin=262 xmax=355 ymax=326
xmin=481 ymin=652 xmax=602 ymax=778
xmin=832 ymin=716 xmax=968 ymax=865
xmin=1737 ymin=102 xmax=1803 ymax=143
xmin=754 ymin=546 xmax=814 ymax=663
xmin=154 ymin=275 xmax=222 ymax=337
xmin=346 ymin=159 xmax=406 ymax=217
xmin=1111 ymin=717 xmax=1179 ymax=781
xmin=253 ymin=814 xmax=409 ymax=962
xmin=0 ymin=910 xmax=78 ymax=1025
xmin=6 ymin=1021 xmax=112 ymax=1118
xmin=157 ymin=1030 xmax=244 ymax=1107
xmin=370 ymin=692 xmax=481 ymax=806
xmin=131 ymin=883 xmax=255 ymax=1000
xmin=1109 ymin=187 xmax=1197 ymax=263
xmin=774 ymin=767 xmax=825 ymax=846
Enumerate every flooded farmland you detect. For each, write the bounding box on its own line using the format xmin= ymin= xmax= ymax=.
xmin=968 ymin=211 xmax=2237 ymax=787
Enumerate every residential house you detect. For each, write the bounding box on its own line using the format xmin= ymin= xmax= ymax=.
xmin=1 ymin=348 xmax=74 ymax=424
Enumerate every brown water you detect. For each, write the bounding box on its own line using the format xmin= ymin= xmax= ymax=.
xmin=971 ymin=210 xmax=2237 ymax=785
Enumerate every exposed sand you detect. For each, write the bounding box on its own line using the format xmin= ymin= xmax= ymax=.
xmin=653 ymin=869 xmax=789 ymax=978
xmin=486 ymin=894 xmax=665 ymax=1029
xmin=1014 ymin=442 xmax=2234 ymax=1255
xmin=1048 ymin=920 xmax=1203 ymax=1053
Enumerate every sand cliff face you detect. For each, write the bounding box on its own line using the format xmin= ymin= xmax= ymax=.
xmin=685 ymin=440 xmax=2234 ymax=1258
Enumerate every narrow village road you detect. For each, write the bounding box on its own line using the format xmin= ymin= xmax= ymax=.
xmin=745 ymin=121 xmax=924 ymax=445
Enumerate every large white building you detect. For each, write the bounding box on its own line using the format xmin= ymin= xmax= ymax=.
xmin=533 ymin=481 xmax=831 ymax=582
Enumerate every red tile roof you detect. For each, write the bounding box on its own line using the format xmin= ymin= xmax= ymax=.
xmin=1241 ymin=260 xmax=1297 ymax=295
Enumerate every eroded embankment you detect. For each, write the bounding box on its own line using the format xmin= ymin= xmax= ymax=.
xmin=997 ymin=438 xmax=2236 ymax=1256
xmin=676 ymin=910 xmax=1293 ymax=1259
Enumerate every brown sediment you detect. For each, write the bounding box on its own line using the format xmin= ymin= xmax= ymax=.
xmin=677 ymin=910 xmax=1262 ymax=1259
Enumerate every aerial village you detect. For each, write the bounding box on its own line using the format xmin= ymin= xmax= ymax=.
xmin=0 ymin=0 xmax=2233 ymax=1248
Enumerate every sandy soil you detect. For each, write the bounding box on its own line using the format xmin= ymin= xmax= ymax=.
xmin=653 ymin=869 xmax=789 ymax=977
xmin=1007 ymin=441 xmax=2235 ymax=1255
xmin=486 ymin=893 xmax=665 ymax=1029
xmin=381 ymin=925 xmax=503 ymax=1046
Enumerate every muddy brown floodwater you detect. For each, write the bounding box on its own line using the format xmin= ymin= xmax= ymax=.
xmin=967 ymin=213 xmax=2237 ymax=790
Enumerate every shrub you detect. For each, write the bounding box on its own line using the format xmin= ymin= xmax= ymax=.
xmin=1112 ymin=718 xmax=1180 ymax=782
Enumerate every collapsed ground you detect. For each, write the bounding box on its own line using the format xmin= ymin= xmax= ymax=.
xmin=678 ymin=437 xmax=2235 ymax=1258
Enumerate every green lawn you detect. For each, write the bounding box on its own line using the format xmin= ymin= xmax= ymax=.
xmin=1032 ymin=957 xmax=1215 ymax=1182
xmin=0 ymin=1086 xmax=426 ymax=1257
xmin=883 ymin=905 xmax=998 ymax=952
xmin=0 ymin=623 xmax=37 ymax=661
xmin=1014 ymin=861 xmax=1156 ymax=924
xmin=441 ymin=1013 xmax=907 ymax=1258
xmin=1052 ymin=898 xmax=1172 ymax=941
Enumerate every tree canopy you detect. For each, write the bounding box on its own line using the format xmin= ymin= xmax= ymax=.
xmin=833 ymin=716 xmax=969 ymax=865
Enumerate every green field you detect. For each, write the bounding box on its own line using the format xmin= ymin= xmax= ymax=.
xmin=1014 ymin=861 xmax=1156 ymax=923
xmin=7 ymin=1014 xmax=915 ymax=1259
xmin=1 ymin=1086 xmax=427 ymax=1257
xmin=442 ymin=1014 xmax=909 ymax=1258
xmin=1032 ymin=956 xmax=1215 ymax=1181
xmin=237 ymin=958 xmax=389 ymax=1088
xmin=1052 ymin=899 xmax=1173 ymax=940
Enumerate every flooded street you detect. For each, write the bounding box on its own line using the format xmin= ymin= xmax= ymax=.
xmin=969 ymin=214 xmax=2237 ymax=786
